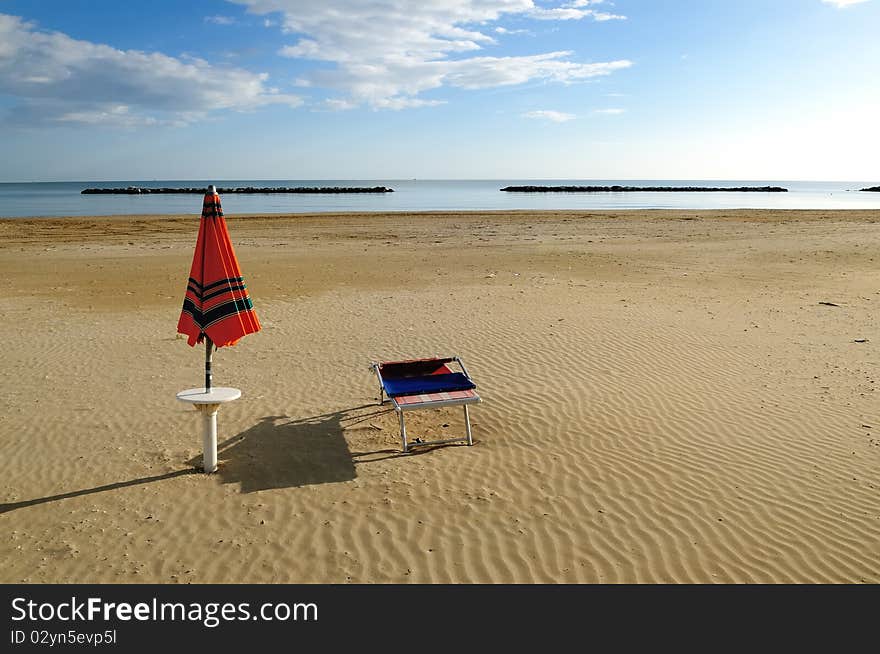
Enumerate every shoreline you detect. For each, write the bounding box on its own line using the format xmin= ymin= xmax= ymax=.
xmin=2 ymin=207 xmax=879 ymax=222
xmin=500 ymin=185 xmax=789 ymax=192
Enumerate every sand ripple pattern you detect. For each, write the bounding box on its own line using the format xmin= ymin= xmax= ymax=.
xmin=2 ymin=211 xmax=879 ymax=583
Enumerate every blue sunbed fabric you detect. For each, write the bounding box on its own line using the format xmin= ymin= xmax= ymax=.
xmin=382 ymin=372 xmax=476 ymax=397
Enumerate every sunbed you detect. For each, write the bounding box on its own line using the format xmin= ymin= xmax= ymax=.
xmin=371 ymin=356 xmax=481 ymax=452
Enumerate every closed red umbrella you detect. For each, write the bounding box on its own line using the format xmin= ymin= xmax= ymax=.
xmin=177 ymin=185 xmax=261 ymax=389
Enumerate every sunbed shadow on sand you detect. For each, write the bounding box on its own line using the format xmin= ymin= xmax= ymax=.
xmin=343 ymin=405 xmax=470 ymax=463
xmin=349 ymin=441 xmax=466 ymax=463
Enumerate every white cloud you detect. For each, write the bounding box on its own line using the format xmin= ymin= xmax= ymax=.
xmin=55 ymin=104 xmax=197 ymax=128
xmin=443 ymin=52 xmax=630 ymax=89
xmin=233 ymin=0 xmax=631 ymax=109
xmin=316 ymin=98 xmax=359 ymax=111
xmin=205 ymin=15 xmax=237 ymax=25
xmin=821 ymin=0 xmax=869 ymax=7
xmin=588 ymin=12 xmax=626 ymax=21
xmin=522 ymin=109 xmax=576 ymax=122
xmin=528 ymin=0 xmax=625 ymax=21
xmin=0 ymin=13 xmax=302 ymax=127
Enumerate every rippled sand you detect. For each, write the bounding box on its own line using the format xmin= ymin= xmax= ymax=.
xmin=1 ymin=209 xmax=878 ymax=583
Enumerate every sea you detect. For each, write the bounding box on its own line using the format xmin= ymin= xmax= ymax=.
xmin=0 ymin=179 xmax=878 ymax=218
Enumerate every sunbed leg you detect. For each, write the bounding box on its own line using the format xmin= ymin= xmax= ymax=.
xmin=464 ymin=404 xmax=473 ymax=446
xmin=373 ymin=363 xmax=385 ymax=404
xmin=399 ymin=410 xmax=409 ymax=453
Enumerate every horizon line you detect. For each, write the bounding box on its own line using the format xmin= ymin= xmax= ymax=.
xmin=2 ymin=177 xmax=878 ymax=184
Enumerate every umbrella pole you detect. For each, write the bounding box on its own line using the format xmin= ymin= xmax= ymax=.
xmin=205 ymin=336 xmax=213 ymax=391
xmin=203 ymin=336 xmax=216 ymax=472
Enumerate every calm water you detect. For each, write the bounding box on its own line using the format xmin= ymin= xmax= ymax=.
xmin=0 ymin=179 xmax=878 ymax=218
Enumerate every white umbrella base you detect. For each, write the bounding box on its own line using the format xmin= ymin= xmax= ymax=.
xmin=176 ymin=387 xmax=241 ymax=473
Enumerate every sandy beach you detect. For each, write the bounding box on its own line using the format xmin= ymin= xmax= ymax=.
xmin=1 ymin=209 xmax=878 ymax=583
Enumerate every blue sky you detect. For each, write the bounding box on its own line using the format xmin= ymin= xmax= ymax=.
xmin=1 ymin=0 xmax=878 ymax=181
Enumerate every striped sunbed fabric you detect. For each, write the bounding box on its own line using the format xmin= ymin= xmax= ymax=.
xmin=393 ymin=388 xmax=479 ymax=408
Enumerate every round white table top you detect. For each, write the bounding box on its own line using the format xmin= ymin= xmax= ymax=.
xmin=176 ymin=387 xmax=241 ymax=404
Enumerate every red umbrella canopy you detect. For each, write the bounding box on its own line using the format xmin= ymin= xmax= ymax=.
xmin=177 ymin=189 xmax=261 ymax=348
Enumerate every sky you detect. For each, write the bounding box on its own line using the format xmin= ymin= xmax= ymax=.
xmin=0 ymin=0 xmax=878 ymax=182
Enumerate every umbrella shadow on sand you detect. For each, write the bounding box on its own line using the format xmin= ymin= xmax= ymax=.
xmin=0 ymin=469 xmax=197 ymax=516
xmin=0 ymin=406 xmax=443 ymax=514
xmin=211 ymin=403 xmax=441 ymax=492
xmin=0 ymin=410 xmax=362 ymax=515
xmin=212 ymin=411 xmax=360 ymax=492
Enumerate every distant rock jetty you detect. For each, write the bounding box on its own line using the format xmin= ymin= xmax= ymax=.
xmin=860 ymin=186 xmax=880 ymax=192
xmin=500 ymin=185 xmax=788 ymax=193
xmin=81 ymin=186 xmax=394 ymax=195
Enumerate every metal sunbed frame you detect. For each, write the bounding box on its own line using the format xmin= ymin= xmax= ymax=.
xmin=371 ymin=356 xmax=481 ymax=453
